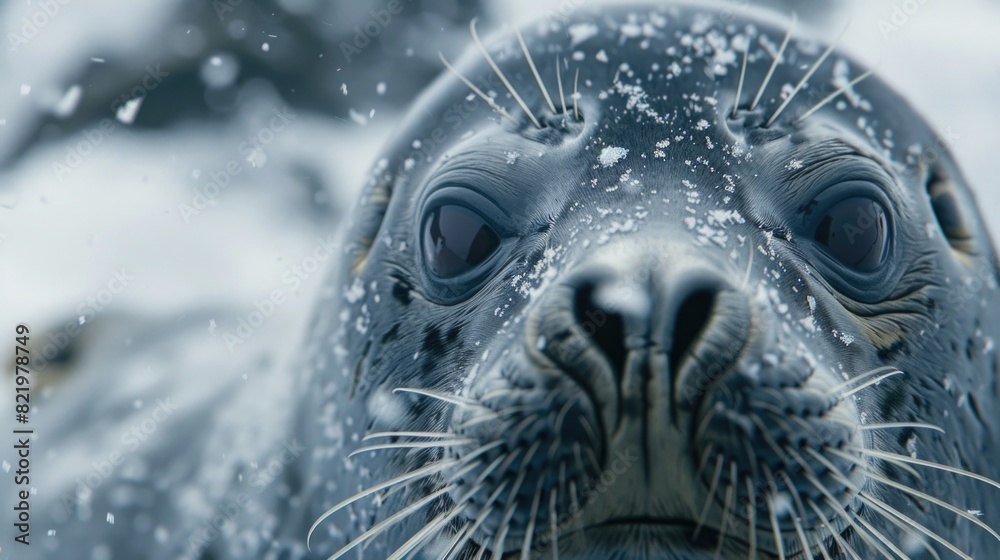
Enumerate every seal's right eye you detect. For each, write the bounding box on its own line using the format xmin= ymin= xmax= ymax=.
xmin=424 ymin=204 xmax=501 ymax=278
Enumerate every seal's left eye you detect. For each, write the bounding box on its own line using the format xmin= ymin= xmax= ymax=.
xmin=813 ymin=197 xmax=889 ymax=272
xmin=424 ymin=205 xmax=501 ymax=278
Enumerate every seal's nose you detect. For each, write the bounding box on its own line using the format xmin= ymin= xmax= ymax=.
xmin=529 ymin=248 xmax=751 ymax=430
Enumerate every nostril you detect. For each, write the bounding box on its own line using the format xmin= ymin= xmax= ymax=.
xmin=669 ymin=289 xmax=717 ymax=375
xmin=573 ymin=283 xmax=628 ymax=372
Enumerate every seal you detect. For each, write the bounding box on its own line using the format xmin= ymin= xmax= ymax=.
xmin=296 ymin=3 xmax=1000 ymax=560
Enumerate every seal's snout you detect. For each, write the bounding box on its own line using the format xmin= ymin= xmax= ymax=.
xmin=518 ymin=244 xmax=867 ymax=554
xmin=530 ymin=249 xmax=750 ymax=432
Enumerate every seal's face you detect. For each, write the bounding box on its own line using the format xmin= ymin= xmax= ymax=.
xmin=303 ymin=4 xmax=1000 ymax=559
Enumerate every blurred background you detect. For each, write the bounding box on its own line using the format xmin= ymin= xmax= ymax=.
xmin=0 ymin=0 xmax=997 ymax=556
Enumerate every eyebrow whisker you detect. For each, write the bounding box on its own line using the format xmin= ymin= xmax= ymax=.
xmin=749 ymin=11 xmax=797 ymax=111
xmin=470 ymin=18 xmax=542 ymax=129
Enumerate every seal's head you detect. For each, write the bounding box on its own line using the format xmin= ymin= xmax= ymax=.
xmin=301 ymin=3 xmax=1000 ymax=559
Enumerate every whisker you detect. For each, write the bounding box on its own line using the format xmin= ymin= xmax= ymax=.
xmin=785 ymin=446 xmax=895 ymax=560
xmin=348 ymin=438 xmax=476 ymax=457
xmin=549 ymin=487 xmax=560 ymax=560
xmin=470 ymin=18 xmax=542 ymax=128
xmin=307 ymin=459 xmax=458 ymax=549
xmin=855 ymin=422 xmax=945 ymax=434
xmin=807 ymin=499 xmax=863 ymax=560
xmin=860 ymin=491 xmax=972 ymax=560
xmin=839 ymin=370 xmax=905 ymax=398
xmin=779 ymin=471 xmax=819 ymax=560
xmin=765 ymin=21 xmax=850 ymax=127
xmin=853 ymin=447 xmax=1000 ymax=491
xmin=393 ymin=386 xmax=481 ymax=408
xmin=796 ymin=69 xmax=873 ymax=123
xmin=869 ymin=471 xmax=998 ymax=544
xmin=693 ymin=453 xmax=725 ymax=540
xmin=749 ymin=12 xmax=797 ymax=111
xmin=386 ymin=501 xmax=470 ymax=560
xmin=697 ymin=444 xmax=716 ymax=478
xmin=714 ymin=463 xmax=738 ymax=558
xmin=514 ymin=27 xmax=556 ymax=114
xmin=741 ymin=241 xmax=755 ymax=289
xmin=573 ymin=68 xmax=580 ymax=121
xmin=732 ymin=44 xmax=749 ymax=118
xmin=824 ymin=365 xmax=899 ymax=396
xmin=363 ymin=431 xmax=455 ymax=441
xmin=325 ymin=484 xmax=455 ymax=560
xmin=846 ymin=506 xmax=913 ymax=560
xmin=495 ymin=441 xmax=542 ymax=555
xmin=860 ymin=500 xmax=944 ymax=560
xmin=746 ymin=476 xmax=758 ymax=560
xmin=441 ymin=522 xmax=472 ymax=560
xmin=437 ymin=53 xmax=517 ymax=124
xmin=521 ymin=478 xmax=546 ymax=559
xmin=765 ymin=492 xmax=787 ymax=560
xmin=556 ymin=56 xmax=568 ymax=116
xmin=456 ymin=481 xmax=509 ymax=560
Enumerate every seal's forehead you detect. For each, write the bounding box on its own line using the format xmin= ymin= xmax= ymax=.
xmin=426 ymin=4 xmax=940 ymax=159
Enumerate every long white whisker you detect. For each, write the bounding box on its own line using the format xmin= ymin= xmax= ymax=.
xmin=732 ymin=44 xmax=749 ymax=118
xmin=765 ymin=493 xmax=787 ymax=560
xmin=386 ymin=502 xmax=470 ymax=560
xmin=307 ymin=459 xmax=458 ymax=549
xmin=807 ymin=499 xmax=863 ymax=560
xmin=766 ymin=21 xmax=849 ymax=127
xmin=824 ymin=366 xmax=900 ymax=395
xmin=860 ymin=491 xmax=972 ymax=560
xmin=862 ymin=466 xmax=999 ymax=543
xmin=438 ymin=53 xmax=517 ymax=124
xmin=348 ymin=439 xmax=476 ymax=457
xmin=324 ymin=484 xmax=455 ymax=560
xmin=779 ymin=471 xmax=819 ymax=560
xmin=796 ymin=69 xmax=873 ymax=123
xmin=572 ymin=68 xmax=580 ymax=121
xmin=853 ymin=447 xmax=1000 ymax=491
xmin=363 ymin=431 xmax=455 ymax=441
xmin=846 ymin=506 xmax=913 ymax=560
xmin=855 ymin=422 xmax=945 ymax=434
xmin=839 ymin=370 xmax=905 ymax=398
xmin=470 ymin=18 xmax=542 ymax=128
xmin=521 ymin=478 xmax=545 ymax=559
xmin=393 ymin=386 xmax=481 ymax=408
xmin=514 ymin=27 xmax=556 ymax=114
xmin=556 ymin=56 xmax=568 ymax=116
xmin=694 ymin=453 xmax=725 ymax=539
xmin=785 ymin=446 xmax=895 ymax=560
xmin=715 ymin=476 xmax=736 ymax=558
xmin=749 ymin=12 xmax=797 ymax=111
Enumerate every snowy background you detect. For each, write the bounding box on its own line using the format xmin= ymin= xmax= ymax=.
xmin=0 ymin=0 xmax=997 ymax=555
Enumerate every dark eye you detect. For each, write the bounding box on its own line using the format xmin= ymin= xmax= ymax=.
xmin=813 ymin=197 xmax=889 ymax=271
xmin=424 ymin=205 xmax=501 ymax=278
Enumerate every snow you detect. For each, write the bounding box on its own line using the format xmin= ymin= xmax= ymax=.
xmin=598 ymin=145 xmax=628 ymax=167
